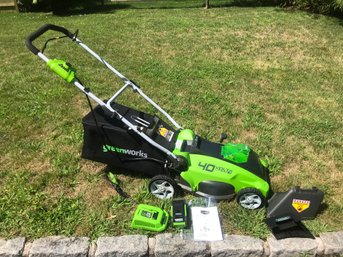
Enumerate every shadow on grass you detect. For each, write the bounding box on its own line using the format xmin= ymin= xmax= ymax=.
xmin=51 ymin=0 xmax=284 ymax=16
xmin=50 ymin=0 xmax=343 ymax=25
xmin=272 ymin=3 xmax=343 ymax=20
xmin=53 ymin=3 xmax=131 ymax=16
xmin=317 ymin=202 xmax=329 ymax=216
xmin=211 ymin=0 xmax=282 ymax=8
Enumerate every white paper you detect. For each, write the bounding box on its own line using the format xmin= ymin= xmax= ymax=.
xmin=191 ymin=206 xmax=223 ymax=241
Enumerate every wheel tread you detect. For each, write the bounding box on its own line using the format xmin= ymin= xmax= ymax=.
xmin=236 ymin=187 xmax=265 ymax=210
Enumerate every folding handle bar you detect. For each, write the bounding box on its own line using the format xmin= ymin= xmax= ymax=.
xmin=26 ymin=24 xmax=75 ymax=55
xmin=25 ymin=24 xmax=182 ymax=161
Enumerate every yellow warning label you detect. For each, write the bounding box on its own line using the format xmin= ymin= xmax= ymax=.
xmin=158 ymin=127 xmax=168 ymax=137
xmin=292 ymin=199 xmax=310 ymax=213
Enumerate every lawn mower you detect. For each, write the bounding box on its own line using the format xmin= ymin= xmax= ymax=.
xmin=26 ymin=24 xmax=323 ymax=219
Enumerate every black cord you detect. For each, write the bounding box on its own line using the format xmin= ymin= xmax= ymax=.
xmin=41 ymin=29 xmax=79 ymax=54
xmin=84 ymin=92 xmax=131 ymax=199
xmin=85 ymin=92 xmax=102 ymax=138
xmin=41 ymin=35 xmax=68 ymax=54
xmin=82 ymin=89 xmax=127 ymax=164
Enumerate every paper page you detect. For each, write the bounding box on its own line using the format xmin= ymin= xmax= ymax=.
xmin=191 ymin=206 xmax=223 ymax=241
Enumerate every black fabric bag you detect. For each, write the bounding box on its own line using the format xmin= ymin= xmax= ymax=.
xmin=81 ymin=103 xmax=170 ymax=177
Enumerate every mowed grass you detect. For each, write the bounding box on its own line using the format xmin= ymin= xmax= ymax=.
xmin=0 ymin=1 xmax=342 ymax=239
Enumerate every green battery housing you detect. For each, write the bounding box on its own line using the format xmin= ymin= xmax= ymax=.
xmin=131 ymin=204 xmax=169 ymax=232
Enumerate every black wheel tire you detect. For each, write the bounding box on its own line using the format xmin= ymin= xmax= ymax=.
xmin=236 ymin=188 xmax=266 ymax=210
xmin=148 ymin=175 xmax=177 ymax=200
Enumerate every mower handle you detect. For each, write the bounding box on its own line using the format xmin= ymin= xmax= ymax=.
xmin=26 ymin=24 xmax=75 ymax=55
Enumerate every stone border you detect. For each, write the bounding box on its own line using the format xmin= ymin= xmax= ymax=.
xmin=0 ymin=232 xmax=342 ymax=257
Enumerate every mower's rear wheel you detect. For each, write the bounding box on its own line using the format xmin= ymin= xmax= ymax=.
xmin=236 ymin=188 xmax=265 ymax=210
xmin=149 ymin=175 xmax=177 ymax=200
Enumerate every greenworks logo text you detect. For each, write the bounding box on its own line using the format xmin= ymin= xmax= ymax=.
xmin=103 ymin=145 xmax=148 ymax=158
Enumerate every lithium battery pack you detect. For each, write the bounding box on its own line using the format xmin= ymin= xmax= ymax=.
xmin=171 ymin=199 xmax=188 ymax=228
xmin=131 ymin=204 xmax=169 ymax=232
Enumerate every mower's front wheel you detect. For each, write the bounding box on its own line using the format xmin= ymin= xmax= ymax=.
xmin=236 ymin=188 xmax=265 ymax=210
xmin=148 ymin=175 xmax=177 ymax=200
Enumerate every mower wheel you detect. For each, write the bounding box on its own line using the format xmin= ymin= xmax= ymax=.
xmin=236 ymin=188 xmax=265 ymax=210
xmin=148 ymin=175 xmax=177 ymax=200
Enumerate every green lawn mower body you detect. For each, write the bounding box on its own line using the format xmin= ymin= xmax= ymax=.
xmin=173 ymin=129 xmax=270 ymax=204
xmin=26 ymin=24 xmax=272 ymax=210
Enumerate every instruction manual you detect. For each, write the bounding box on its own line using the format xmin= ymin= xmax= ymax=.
xmin=191 ymin=206 xmax=223 ymax=241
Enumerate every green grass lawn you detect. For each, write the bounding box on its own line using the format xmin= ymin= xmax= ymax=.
xmin=0 ymin=0 xmax=342 ymax=240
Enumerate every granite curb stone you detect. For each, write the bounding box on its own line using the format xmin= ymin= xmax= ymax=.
xmin=154 ymin=233 xmax=209 ymax=257
xmin=148 ymin=237 xmax=156 ymax=257
xmin=267 ymin=236 xmax=318 ymax=257
xmin=0 ymin=237 xmax=26 ymax=257
xmin=2 ymin=230 xmax=343 ymax=257
xmin=88 ymin=242 xmax=97 ymax=257
xmin=319 ymin=231 xmax=343 ymax=256
xmin=210 ymin=234 xmax=265 ymax=257
xmin=29 ymin=236 xmax=89 ymax=257
xmin=22 ymin=242 xmax=31 ymax=257
xmin=95 ymin=235 xmax=148 ymax=257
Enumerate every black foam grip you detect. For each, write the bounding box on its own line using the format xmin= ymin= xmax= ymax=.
xmin=26 ymin=24 xmax=75 ymax=55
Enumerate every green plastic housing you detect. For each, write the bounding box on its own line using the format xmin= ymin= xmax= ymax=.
xmin=172 ymin=130 xmax=270 ymax=198
xmin=131 ymin=204 xmax=169 ymax=232
xmin=47 ymin=59 xmax=75 ymax=83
